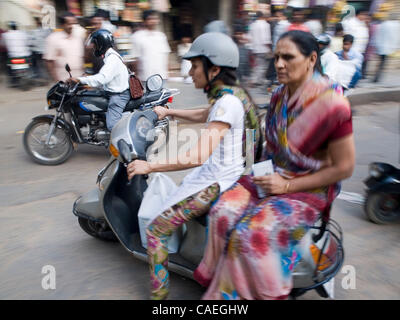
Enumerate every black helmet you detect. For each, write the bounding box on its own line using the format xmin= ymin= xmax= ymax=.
xmin=90 ymin=29 xmax=114 ymax=57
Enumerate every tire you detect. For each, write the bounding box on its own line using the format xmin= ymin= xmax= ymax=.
xmin=23 ymin=118 xmax=74 ymax=165
xmin=78 ymin=217 xmax=118 ymax=242
xmin=364 ymin=192 xmax=400 ymax=224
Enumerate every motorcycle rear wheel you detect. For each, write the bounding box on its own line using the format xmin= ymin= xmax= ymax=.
xmin=364 ymin=192 xmax=400 ymax=224
xmin=23 ymin=118 xmax=74 ymax=165
xmin=78 ymin=217 xmax=118 ymax=242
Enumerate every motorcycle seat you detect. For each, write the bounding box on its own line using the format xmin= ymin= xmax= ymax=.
xmin=125 ymin=96 xmax=145 ymax=111
xmin=124 ymin=91 xmax=163 ymax=112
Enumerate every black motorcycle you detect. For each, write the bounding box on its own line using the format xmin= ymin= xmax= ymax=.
xmin=364 ymin=162 xmax=400 ymax=224
xmin=23 ymin=65 xmax=177 ymax=165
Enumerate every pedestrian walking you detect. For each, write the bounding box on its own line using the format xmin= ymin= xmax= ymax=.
xmin=130 ymin=10 xmax=171 ymax=81
xmin=232 ymin=21 xmax=251 ymax=85
xmin=44 ymin=12 xmax=84 ymax=82
xmin=29 ymin=17 xmax=51 ymax=80
xmin=287 ymin=7 xmax=310 ymax=33
xmin=248 ymin=11 xmax=272 ymax=88
xmin=84 ymin=14 xmax=105 ymax=75
xmin=304 ymin=10 xmax=323 ymax=37
xmin=371 ymin=13 xmax=400 ymax=83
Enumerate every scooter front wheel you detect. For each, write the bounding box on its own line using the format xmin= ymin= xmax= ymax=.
xmin=364 ymin=192 xmax=400 ymax=224
xmin=23 ymin=118 xmax=73 ymax=165
xmin=78 ymin=217 xmax=118 ymax=242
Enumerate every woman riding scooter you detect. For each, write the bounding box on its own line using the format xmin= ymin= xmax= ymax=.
xmin=126 ymin=32 xmax=260 ymax=300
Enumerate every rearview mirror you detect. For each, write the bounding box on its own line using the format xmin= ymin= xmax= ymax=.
xmin=146 ymin=74 xmax=163 ymax=92
xmin=65 ymin=64 xmax=72 ymax=78
xmin=118 ymin=139 xmax=132 ymax=164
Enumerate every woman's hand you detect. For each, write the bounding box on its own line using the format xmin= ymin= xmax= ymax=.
xmin=127 ymin=160 xmax=152 ymax=180
xmin=252 ymin=173 xmax=290 ymax=195
xmin=153 ymin=106 xmax=170 ymax=120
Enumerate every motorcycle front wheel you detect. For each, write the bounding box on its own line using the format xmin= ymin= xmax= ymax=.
xmin=23 ymin=118 xmax=74 ymax=165
xmin=364 ymin=192 xmax=400 ymax=224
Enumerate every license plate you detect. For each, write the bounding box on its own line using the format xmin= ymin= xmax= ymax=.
xmin=10 ymin=64 xmax=29 ymax=70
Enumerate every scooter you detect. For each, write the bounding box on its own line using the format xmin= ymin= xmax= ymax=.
xmin=7 ymin=56 xmax=32 ymax=90
xmin=73 ymin=100 xmax=345 ymax=299
xmin=364 ymin=162 xmax=400 ymax=224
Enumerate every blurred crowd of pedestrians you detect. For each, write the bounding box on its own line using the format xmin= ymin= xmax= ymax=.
xmin=0 ymin=3 xmax=399 ymax=91
xmin=231 ymin=4 xmax=400 ymax=92
xmin=0 ymin=8 xmax=171 ymax=87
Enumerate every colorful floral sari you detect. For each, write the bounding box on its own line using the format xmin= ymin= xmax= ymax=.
xmin=194 ymin=74 xmax=352 ymax=300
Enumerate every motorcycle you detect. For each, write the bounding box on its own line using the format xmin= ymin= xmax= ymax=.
xmin=7 ymin=56 xmax=32 ymax=90
xmin=364 ymin=162 xmax=400 ymax=224
xmin=23 ymin=64 xmax=177 ymax=165
xmin=73 ymin=102 xmax=345 ymax=299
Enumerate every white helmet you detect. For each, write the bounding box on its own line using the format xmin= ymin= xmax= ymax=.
xmin=183 ymin=32 xmax=239 ymax=69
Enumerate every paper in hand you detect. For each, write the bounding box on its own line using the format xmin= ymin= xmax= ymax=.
xmin=252 ymin=160 xmax=274 ymax=198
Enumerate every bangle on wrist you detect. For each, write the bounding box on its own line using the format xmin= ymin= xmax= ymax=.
xmin=285 ymin=181 xmax=291 ymax=193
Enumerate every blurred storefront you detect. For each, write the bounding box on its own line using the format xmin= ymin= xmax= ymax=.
xmin=0 ymin=0 xmax=55 ymax=29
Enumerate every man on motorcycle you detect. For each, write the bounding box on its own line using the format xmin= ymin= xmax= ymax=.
xmin=67 ymin=29 xmax=130 ymax=131
xmin=3 ymin=21 xmax=31 ymax=87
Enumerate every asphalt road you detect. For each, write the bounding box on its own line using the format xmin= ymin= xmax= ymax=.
xmin=0 ymin=81 xmax=399 ymax=300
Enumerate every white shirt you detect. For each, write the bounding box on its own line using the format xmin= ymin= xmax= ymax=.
xmin=322 ymin=49 xmax=357 ymax=89
xmin=304 ymin=20 xmax=323 ymax=37
xmin=273 ymin=20 xmax=290 ymax=48
xmin=3 ymin=30 xmax=31 ymax=58
xmin=78 ymin=48 xmax=129 ymax=93
xmin=130 ymin=29 xmax=171 ymax=80
xmin=249 ymin=19 xmax=272 ymax=54
xmin=342 ymin=17 xmax=369 ymax=54
xmin=374 ymin=20 xmax=400 ymax=56
xmin=156 ymin=94 xmax=245 ymax=215
xmin=29 ymin=28 xmax=51 ymax=54
xmin=321 ymin=49 xmax=340 ymax=82
xmin=102 ymin=21 xmax=117 ymax=34
xmin=44 ymin=30 xmax=84 ymax=81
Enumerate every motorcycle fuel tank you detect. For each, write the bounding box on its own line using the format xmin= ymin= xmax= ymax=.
xmin=73 ymin=89 xmax=109 ymax=115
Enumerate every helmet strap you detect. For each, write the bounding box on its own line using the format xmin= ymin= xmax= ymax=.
xmin=201 ymin=56 xmax=221 ymax=93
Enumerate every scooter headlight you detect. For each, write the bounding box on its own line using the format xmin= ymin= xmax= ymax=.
xmin=136 ymin=116 xmax=152 ymax=139
xmin=369 ymin=163 xmax=383 ymax=178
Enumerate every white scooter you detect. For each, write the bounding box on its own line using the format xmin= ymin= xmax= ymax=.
xmin=73 ymin=79 xmax=345 ymax=299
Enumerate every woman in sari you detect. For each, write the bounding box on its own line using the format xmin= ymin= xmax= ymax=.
xmin=193 ymin=30 xmax=355 ymax=300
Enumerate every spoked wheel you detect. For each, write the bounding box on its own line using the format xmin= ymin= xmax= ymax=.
xmin=365 ymin=192 xmax=400 ymax=224
xmin=23 ymin=118 xmax=74 ymax=165
xmin=78 ymin=217 xmax=118 ymax=242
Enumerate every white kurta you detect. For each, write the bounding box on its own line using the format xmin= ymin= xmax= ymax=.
xmin=155 ymin=94 xmax=245 ymax=215
xmin=130 ymin=29 xmax=171 ymax=81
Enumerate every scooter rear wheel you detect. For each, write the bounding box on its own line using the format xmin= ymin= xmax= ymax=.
xmin=365 ymin=192 xmax=400 ymax=224
xmin=78 ymin=217 xmax=118 ymax=242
